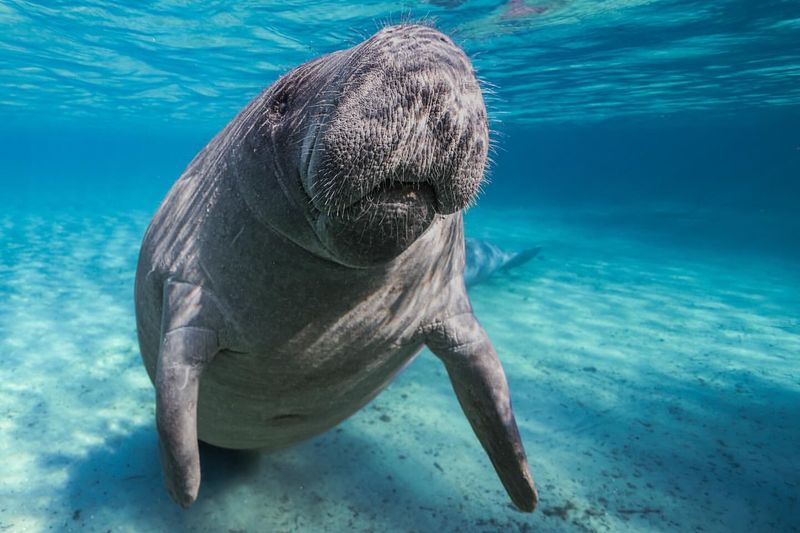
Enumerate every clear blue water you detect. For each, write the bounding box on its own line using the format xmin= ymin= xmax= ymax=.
xmin=1 ymin=1 xmax=799 ymax=532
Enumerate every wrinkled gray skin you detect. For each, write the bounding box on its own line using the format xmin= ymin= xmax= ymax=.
xmin=135 ymin=24 xmax=538 ymax=512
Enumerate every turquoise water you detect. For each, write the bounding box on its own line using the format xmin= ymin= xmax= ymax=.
xmin=1 ymin=1 xmax=799 ymax=532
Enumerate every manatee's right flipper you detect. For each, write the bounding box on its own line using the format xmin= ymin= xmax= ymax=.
xmin=426 ymin=312 xmax=538 ymax=512
xmin=155 ymin=280 xmax=224 ymax=507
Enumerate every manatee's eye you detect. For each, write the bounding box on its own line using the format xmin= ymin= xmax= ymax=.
xmin=270 ymin=89 xmax=290 ymax=117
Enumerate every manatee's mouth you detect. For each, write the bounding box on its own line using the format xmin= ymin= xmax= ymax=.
xmin=336 ymin=180 xmax=437 ymax=241
xmin=349 ymin=181 xmax=437 ymax=219
xmin=313 ymin=181 xmax=438 ymax=266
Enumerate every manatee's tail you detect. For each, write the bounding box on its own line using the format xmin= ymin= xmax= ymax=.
xmin=501 ymin=246 xmax=541 ymax=272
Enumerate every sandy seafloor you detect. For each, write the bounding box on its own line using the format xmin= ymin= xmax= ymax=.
xmin=0 ymin=203 xmax=798 ymax=533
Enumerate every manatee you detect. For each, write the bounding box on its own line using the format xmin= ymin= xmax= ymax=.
xmin=464 ymin=238 xmax=541 ymax=286
xmin=134 ymin=24 xmax=538 ymax=512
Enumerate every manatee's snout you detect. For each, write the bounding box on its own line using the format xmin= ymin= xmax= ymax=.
xmin=308 ymin=24 xmax=489 ymax=215
xmin=304 ymin=24 xmax=489 ymax=265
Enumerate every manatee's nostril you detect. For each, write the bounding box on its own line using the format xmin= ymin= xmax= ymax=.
xmin=420 ymin=87 xmax=432 ymax=107
xmin=438 ymin=36 xmax=447 ymax=43
xmin=439 ymin=110 xmax=452 ymax=132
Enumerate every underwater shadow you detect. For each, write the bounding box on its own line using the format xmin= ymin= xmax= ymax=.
xmin=56 ymin=414 xmax=514 ymax=532
xmin=53 ymin=425 xmax=259 ymax=531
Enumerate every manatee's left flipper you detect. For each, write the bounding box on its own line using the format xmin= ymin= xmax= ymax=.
xmin=426 ymin=312 xmax=538 ymax=512
xmin=156 ymin=279 xmax=224 ymax=508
